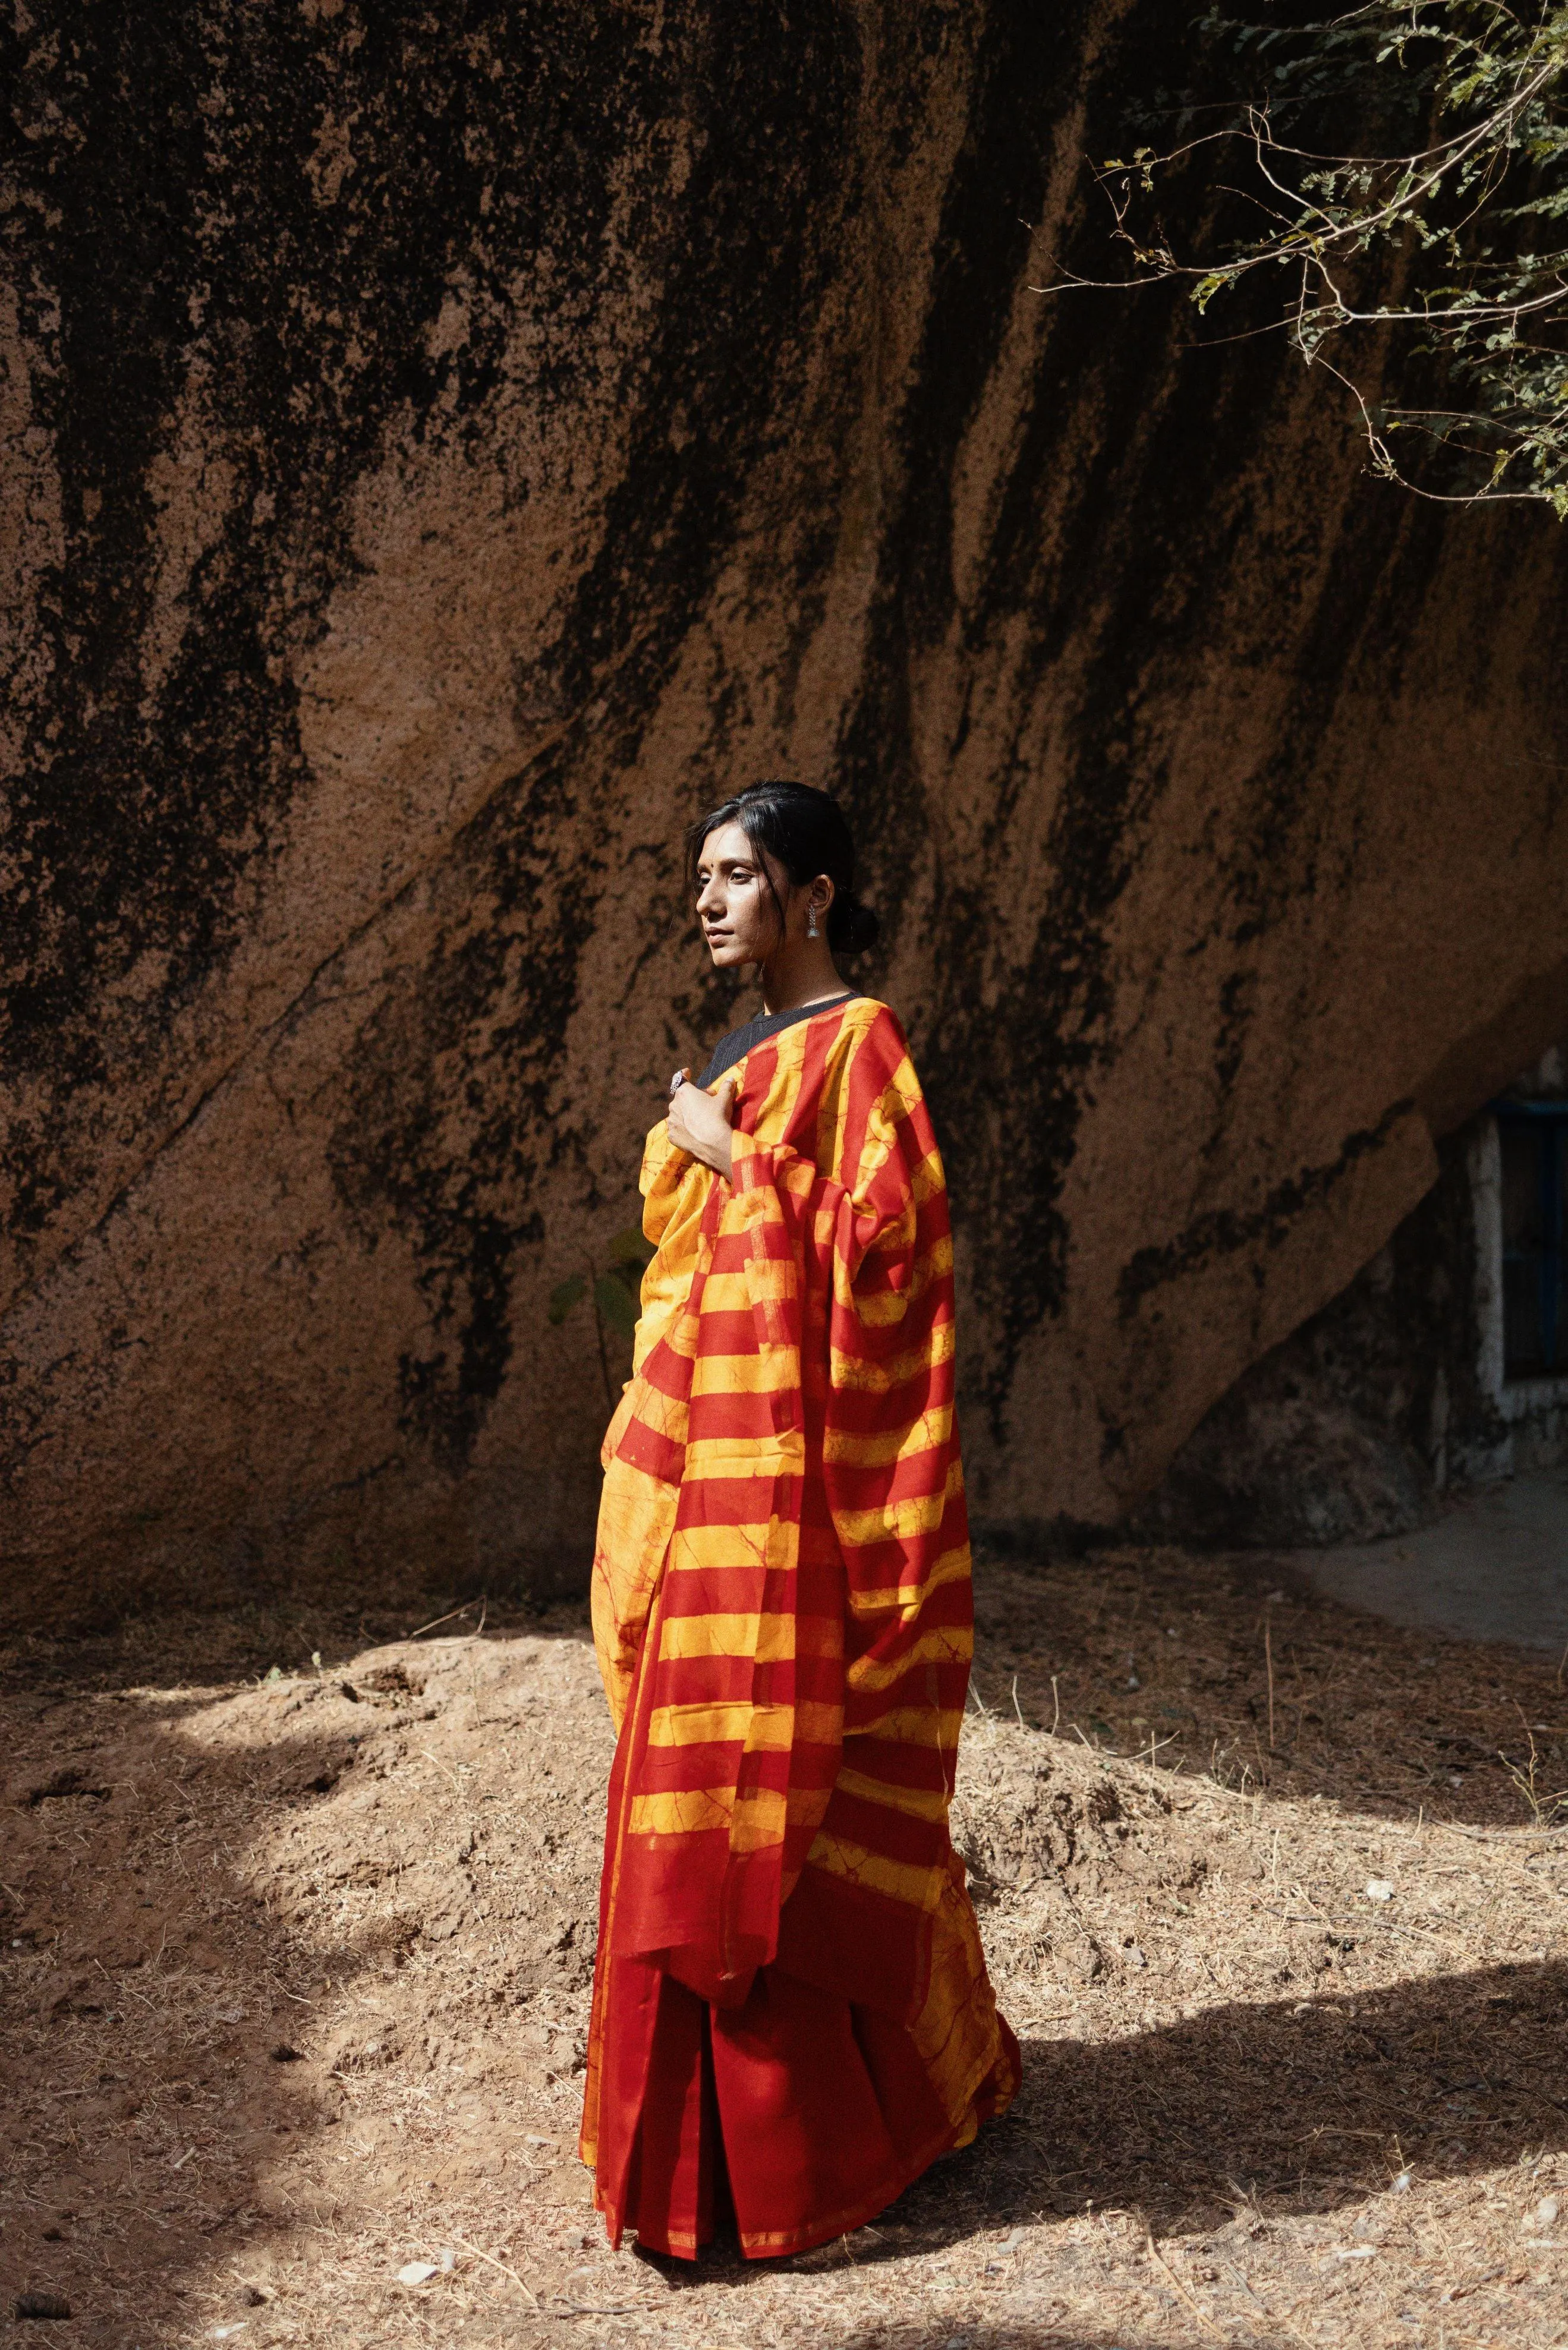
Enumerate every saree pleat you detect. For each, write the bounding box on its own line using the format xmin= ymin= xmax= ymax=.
xmin=580 ymin=998 xmax=1018 ymax=2260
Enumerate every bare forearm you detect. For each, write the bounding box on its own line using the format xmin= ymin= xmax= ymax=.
xmin=685 ymin=1129 xmax=733 ymax=1181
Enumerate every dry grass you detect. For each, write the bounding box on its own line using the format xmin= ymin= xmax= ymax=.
xmin=1 ymin=1546 xmax=1566 ymax=2348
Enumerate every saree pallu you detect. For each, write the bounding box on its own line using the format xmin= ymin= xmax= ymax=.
xmin=579 ymin=997 xmax=1018 ymax=2260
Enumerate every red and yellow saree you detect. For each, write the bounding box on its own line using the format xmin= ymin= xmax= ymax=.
xmin=580 ymin=995 xmax=1018 ymax=2260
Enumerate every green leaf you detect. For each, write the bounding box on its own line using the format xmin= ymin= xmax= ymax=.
xmin=547 ymin=1272 xmax=587 ymax=1325
xmin=607 ymin=1226 xmax=655 ymax=1268
xmin=1092 ymin=1 xmax=1568 ymax=508
xmin=595 ymin=1272 xmax=640 ymax=1341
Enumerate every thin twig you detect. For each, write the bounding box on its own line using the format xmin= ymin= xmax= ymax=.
xmin=1029 ymin=36 xmax=1568 ymax=511
xmin=1144 ymin=2229 xmax=1225 ymax=2339
xmin=406 ymin=1603 xmax=474 ymax=1642
xmin=448 ymin=2234 xmax=540 ymax=2308
xmin=588 ymin=1259 xmax=615 ymax=1413
xmin=548 ymin=2304 xmax=643 ymax=2319
xmin=1265 ymin=1614 xmax=1276 ymax=1753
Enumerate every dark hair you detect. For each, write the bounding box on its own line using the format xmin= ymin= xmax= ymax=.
xmin=688 ymin=780 xmax=881 ymax=956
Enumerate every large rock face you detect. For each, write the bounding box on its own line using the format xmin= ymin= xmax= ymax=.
xmin=5 ymin=2 xmax=1568 ymax=1625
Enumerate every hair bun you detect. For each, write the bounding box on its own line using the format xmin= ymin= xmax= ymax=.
xmin=830 ymin=895 xmax=880 ymax=955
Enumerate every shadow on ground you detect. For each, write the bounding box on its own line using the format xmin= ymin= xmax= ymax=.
xmin=906 ymin=1960 xmax=1568 ymax=2238
xmin=638 ymin=1961 xmax=1567 ymax=2286
xmin=2 ymin=1559 xmax=1564 ymax=2343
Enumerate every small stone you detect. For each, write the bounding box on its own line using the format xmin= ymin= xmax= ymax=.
xmin=1529 ymin=2195 xmax=1561 ymax=2230
xmin=270 ymin=2044 xmax=304 ymax=2063
xmin=396 ymin=2262 xmax=439 ymax=2286
xmin=1364 ymin=1879 xmax=1394 ymax=1902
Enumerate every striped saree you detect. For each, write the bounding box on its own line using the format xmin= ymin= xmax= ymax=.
xmin=579 ymin=996 xmax=1018 ymax=2259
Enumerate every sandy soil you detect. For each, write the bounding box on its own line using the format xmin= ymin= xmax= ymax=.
xmin=2 ymin=1547 xmax=1566 ymax=2349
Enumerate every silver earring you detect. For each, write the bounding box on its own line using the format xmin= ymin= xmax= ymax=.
xmin=807 ymin=906 xmax=818 ymax=938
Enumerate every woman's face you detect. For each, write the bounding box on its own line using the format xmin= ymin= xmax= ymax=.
xmin=693 ymin=820 xmax=791 ymax=969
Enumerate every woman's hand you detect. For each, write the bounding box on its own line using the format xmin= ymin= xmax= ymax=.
xmin=667 ymin=1070 xmax=738 ymax=1182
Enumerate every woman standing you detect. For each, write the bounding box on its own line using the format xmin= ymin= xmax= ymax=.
xmin=579 ymin=780 xmax=1018 ymax=2261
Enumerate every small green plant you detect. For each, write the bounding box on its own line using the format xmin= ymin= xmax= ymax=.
xmin=1500 ymin=1724 xmax=1568 ymax=1829
xmin=549 ymin=1227 xmax=656 ymax=1406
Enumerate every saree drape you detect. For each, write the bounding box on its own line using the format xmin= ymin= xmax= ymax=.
xmin=579 ymin=997 xmax=1018 ymax=2260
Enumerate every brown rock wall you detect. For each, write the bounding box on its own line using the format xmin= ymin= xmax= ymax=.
xmin=5 ymin=1 xmax=1568 ymax=1623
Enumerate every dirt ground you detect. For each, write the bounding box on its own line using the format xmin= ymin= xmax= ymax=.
xmin=2 ymin=1546 xmax=1566 ymax=2349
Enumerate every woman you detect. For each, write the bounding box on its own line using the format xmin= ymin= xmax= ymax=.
xmin=579 ymin=779 xmax=1018 ymax=2261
